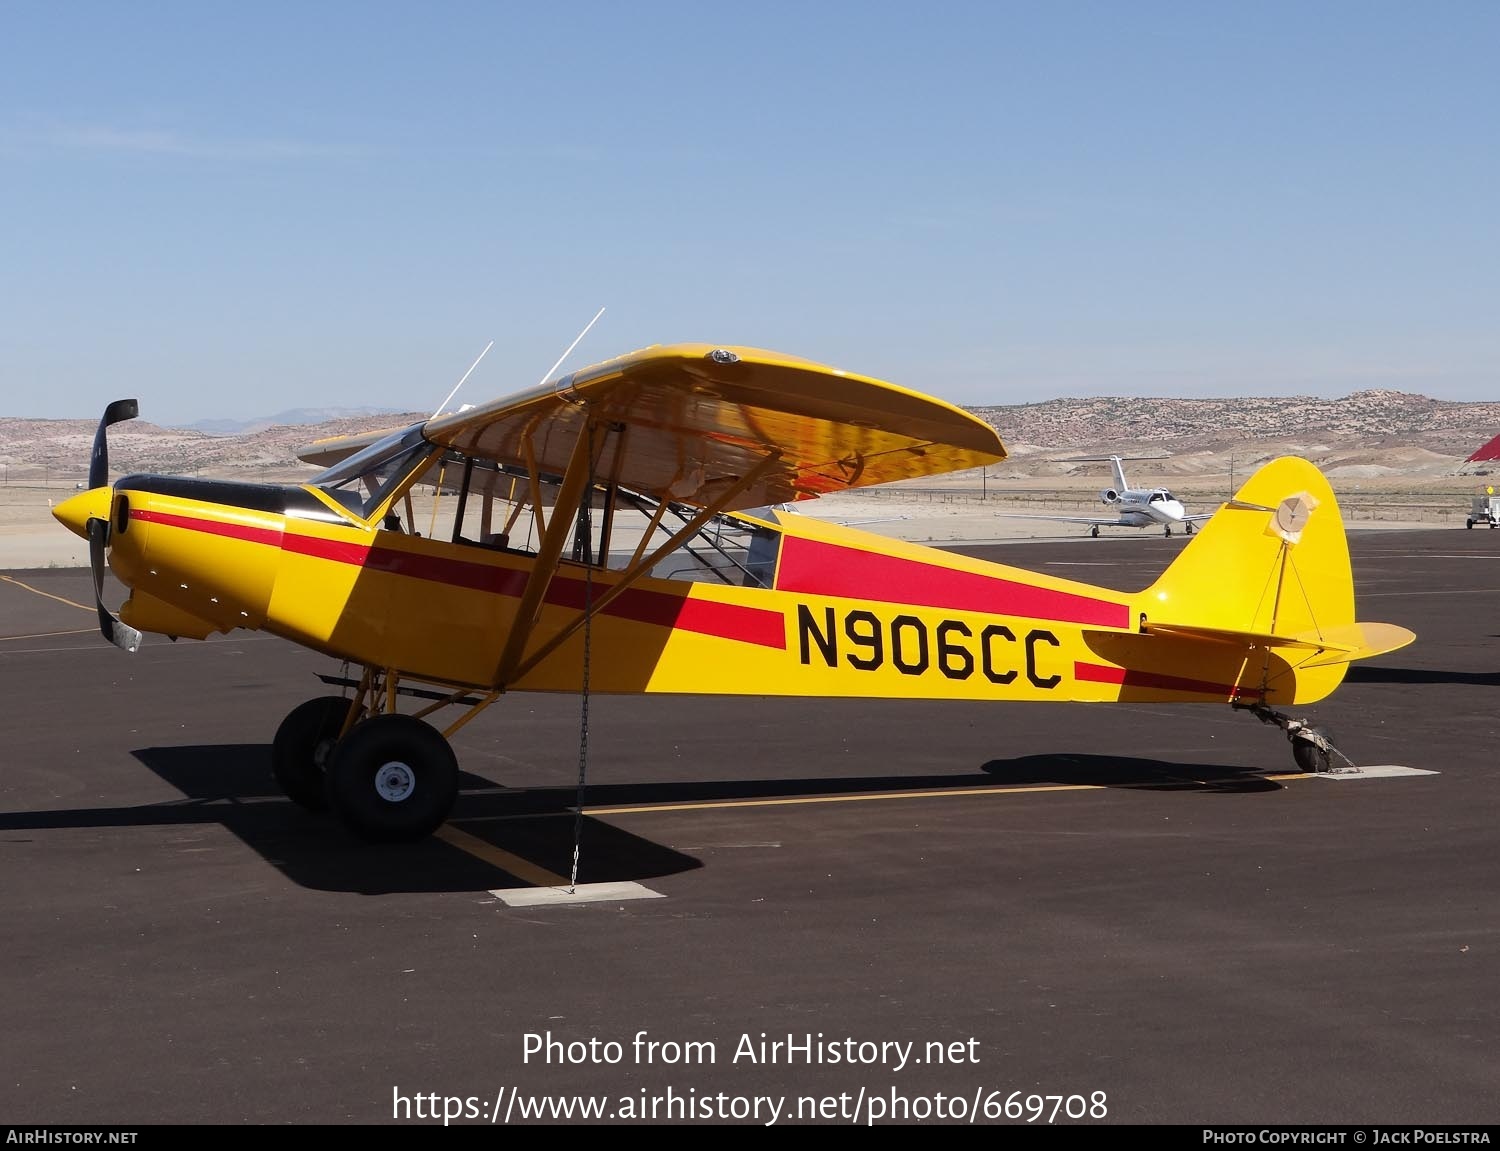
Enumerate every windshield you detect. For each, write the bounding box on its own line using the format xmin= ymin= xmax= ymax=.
xmin=311 ymin=424 xmax=433 ymax=518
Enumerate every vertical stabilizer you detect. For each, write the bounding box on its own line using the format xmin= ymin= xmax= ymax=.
xmin=1138 ymin=456 xmax=1356 ymax=702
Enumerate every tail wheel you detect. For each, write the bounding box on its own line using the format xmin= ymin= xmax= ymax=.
xmin=1291 ymin=726 xmax=1336 ymax=774
xmin=325 ymin=714 xmax=459 ymax=842
xmin=272 ymin=695 xmax=361 ymax=812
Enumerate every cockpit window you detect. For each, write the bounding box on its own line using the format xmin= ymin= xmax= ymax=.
xmin=310 ymin=424 xmax=434 ymax=519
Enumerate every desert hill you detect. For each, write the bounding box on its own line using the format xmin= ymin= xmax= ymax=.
xmin=1 ymin=389 xmax=1496 ymax=486
xmin=0 ymin=412 xmax=426 ymax=484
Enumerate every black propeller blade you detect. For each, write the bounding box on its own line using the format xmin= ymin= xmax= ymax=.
xmin=88 ymin=517 xmax=141 ymax=653
xmin=89 ymin=398 xmax=138 ymax=491
xmin=86 ymin=398 xmax=142 ymax=652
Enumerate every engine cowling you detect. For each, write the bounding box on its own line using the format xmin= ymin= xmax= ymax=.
xmin=1100 ymin=488 xmax=1120 ymax=505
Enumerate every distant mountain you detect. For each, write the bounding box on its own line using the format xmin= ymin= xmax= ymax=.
xmin=180 ymin=406 xmax=403 ymax=436
xmin=973 ymin=389 xmax=1500 ymax=459
xmin=0 ymin=409 xmax=422 ymax=484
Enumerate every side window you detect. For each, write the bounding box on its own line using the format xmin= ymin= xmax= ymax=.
xmin=744 ymin=524 xmax=782 ymax=588
xmin=446 ymin=455 xmax=541 ymax=554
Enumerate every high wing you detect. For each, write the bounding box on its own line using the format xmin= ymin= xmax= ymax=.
xmin=299 ymin=344 xmax=1006 ymax=510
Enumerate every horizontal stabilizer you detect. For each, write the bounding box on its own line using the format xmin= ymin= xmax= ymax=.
xmin=1292 ymin=622 xmax=1417 ymax=667
xmin=1141 ymin=620 xmax=1415 ymax=667
xmin=1143 ymin=622 xmax=1350 ymax=652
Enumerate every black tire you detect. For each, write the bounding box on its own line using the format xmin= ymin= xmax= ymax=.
xmin=1164 ymin=526 xmax=1172 ymax=537
xmin=272 ymin=695 xmax=360 ymax=812
xmin=1291 ymin=727 xmax=1335 ymax=774
xmin=1185 ymin=522 xmax=1195 ymax=535
xmin=1090 ymin=525 xmax=1100 ymax=538
xmin=1467 ymin=519 xmax=1474 ymax=529
xmin=324 ymin=714 xmax=459 ymax=843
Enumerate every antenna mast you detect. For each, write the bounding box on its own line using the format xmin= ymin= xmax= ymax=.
xmin=431 ymin=341 xmax=495 ymax=420
xmin=537 ymin=306 xmax=606 ymax=388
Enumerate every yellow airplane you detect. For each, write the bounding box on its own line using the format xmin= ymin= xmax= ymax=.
xmin=53 ymin=344 xmax=1415 ymax=843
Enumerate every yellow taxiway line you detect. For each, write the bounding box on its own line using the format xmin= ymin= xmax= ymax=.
xmin=0 ymin=628 xmax=97 ymax=642
xmin=582 ymin=773 xmax=1311 ymax=816
xmin=435 ymin=824 xmax=568 ymax=887
xmin=0 ymin=574 xmax=94 ymax=613
xmin=441 ymin=771 xmax=1311 ymax=880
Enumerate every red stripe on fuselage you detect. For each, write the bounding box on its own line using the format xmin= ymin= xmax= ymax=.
xmin=778 ymin=536 xmax=1130 ymax=628
xmin=131 ymin=508 xmax=283 ymax=548
xmin=1074 ymin=661 xmax=1261 ymax=699
xmin=542 ymin=577 xmax=787 ymax=649
xmin=136 ymin=507 xmax=786 ymax=649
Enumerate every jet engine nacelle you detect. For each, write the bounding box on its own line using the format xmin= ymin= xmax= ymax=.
xmin=1100 ymin=488 xmax=1120 ymax=505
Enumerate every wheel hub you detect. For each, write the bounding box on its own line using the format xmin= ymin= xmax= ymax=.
xmin=374 ymin=761 xmax=416 ymax=802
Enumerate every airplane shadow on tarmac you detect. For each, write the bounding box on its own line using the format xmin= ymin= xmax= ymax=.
xmin=0 ymin=743 xmax=1289 ymax=895
xmin=979 ymin=753 xmax=1283 ymax=794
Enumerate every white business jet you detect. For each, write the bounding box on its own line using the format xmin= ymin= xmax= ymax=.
xmin=999 ymin=455 xmax=1213 ymax=538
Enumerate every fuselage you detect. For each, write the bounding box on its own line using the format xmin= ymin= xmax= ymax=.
xmin=53 ymin=470 xmax=1331 ymax=707
xmin=1112 ymin=490 xmax=1189 ymax=528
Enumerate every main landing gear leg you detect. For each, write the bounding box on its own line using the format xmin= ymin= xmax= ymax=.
xmin=1243 ymin=703 xmax=1356 ymax=775
xmin=1090 ymin=525 xmax=1100 ymax=538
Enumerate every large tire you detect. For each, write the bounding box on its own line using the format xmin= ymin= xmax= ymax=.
xmin=272 ymin=696 xmax=360 ymax=812
xmin=325 ymin=714 xmax=459 ymax=843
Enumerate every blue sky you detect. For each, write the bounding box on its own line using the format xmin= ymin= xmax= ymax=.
xmin=3 ymin=2 xmax=1497 ymax=423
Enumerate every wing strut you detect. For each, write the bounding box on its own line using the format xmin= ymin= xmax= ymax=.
xmin=491 ymin=421 xmax=600 ymax=686
xmin=435 ymin=447 xmax=786 ymax=744
xmin=510 ymin=451 xmax=784 ymax=683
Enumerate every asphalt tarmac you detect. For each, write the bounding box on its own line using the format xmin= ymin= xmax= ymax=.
xmin=1 ymin=529 xmax=1496 ymax=1126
